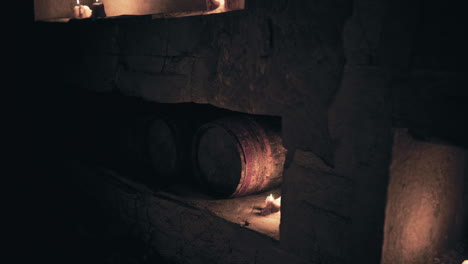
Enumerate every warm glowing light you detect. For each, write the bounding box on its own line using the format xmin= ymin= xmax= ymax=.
xmin=207 ymin=0 xmax=226 ymax=14
xmin=274 ymin=196 xmax=281 ymax=207
xmin=462 ymin=260 xmax=468 ymax=264
xmin=77 ymin=0 xmax=80 ymax=5
xmin=261 ymin=194 xmax=281 ymax=216
xmin=218 ymin=0 xmax=226 ymax=9
xmin=267 ymin=194 xmax=274 ymax=202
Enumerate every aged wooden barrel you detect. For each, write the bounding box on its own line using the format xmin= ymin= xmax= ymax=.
xmin=147 ymin=116 xmax=194 ymax=183
xmin=192 ymin=115 xmax=287 ymax=197
xmin=76 ymin=110 xmax=192 ymax=188
xmin=115 ymin=114 xmax=195 ymax=186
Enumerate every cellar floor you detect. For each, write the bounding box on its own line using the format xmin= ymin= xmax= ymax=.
xmin=54 ymin=159 xmax=298 ymax=264
xmin=162 ymin=185 xmax=282 ymax=240
xmin=69 ymin=160 xmax=281 ymax=241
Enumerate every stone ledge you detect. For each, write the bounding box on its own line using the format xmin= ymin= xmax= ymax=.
xmin=67 ymin=160 xmax=307 ymax=264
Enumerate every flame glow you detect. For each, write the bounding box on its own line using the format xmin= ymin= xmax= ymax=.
xmin=266 ymin=194 xmax=274 ymax=202
xmin=274 ymin=196 xmax=281 ymax=207
xmin=77 ymin=0 xmax=80 ymax=5
xmin=261 ymin=194 xmax=281 ymax=216
xmin=462 ymin=260 xmax=468 ymax=264
xmin=207 ymin=0 xmax=226 ymax=14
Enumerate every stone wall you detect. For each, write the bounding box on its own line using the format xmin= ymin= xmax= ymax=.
xmin=67 ymin=161 xmax=307 ymax=264
xmin=31 ymin=0 xmax=467 ymax=263
xmin=341 ymin=2 xmax=468 ymax=264
xmin=382 ymin=129 xmax=467 ymax=264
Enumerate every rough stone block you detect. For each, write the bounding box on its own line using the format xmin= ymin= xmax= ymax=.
xmin=117 ymin=70 xmax=190 ymax=103
xmin=123 ymin=56 xmax=165 ymax=73
xmin=285 ymin=150 xmax=353 ymax=216
xmin=281 ymin=199 xmax=351 ymax=263
xmin=75 ymin=55 xmax=119 ymax=92
xmin=119 ymin=20 xmax=170 ymax=56
xmin=382 ymin=129 xmax=468 ymax=264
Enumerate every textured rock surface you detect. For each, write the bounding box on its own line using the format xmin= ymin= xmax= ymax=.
xmin=382 ymin=129 xmax=467 ymax=264
xmin=69 ymin=161 xmax=306 ymax=264
xmin=32 ymin=2 xmax=386 ymax=263
xmin=31 ymin=0 xmax=468 ymax=263
xmin=59 ymin=1 xmax=352 ymax=163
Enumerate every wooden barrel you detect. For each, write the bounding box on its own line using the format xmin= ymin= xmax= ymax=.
xmin=76 ymin=98 xmax=232 ymax=188
xmin=146 ymin=116 xmax=195 ymax=183
xmin=115 ymin=114 xmax=195 ymax=186
xmin=192 ymin=115 xmax=287 ymax=197
xmin=76 ymin=111 xmax=192 ymax=188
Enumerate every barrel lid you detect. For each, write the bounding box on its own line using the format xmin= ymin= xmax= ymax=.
xmin=193 ymin=123 xmax=244 ymax=197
